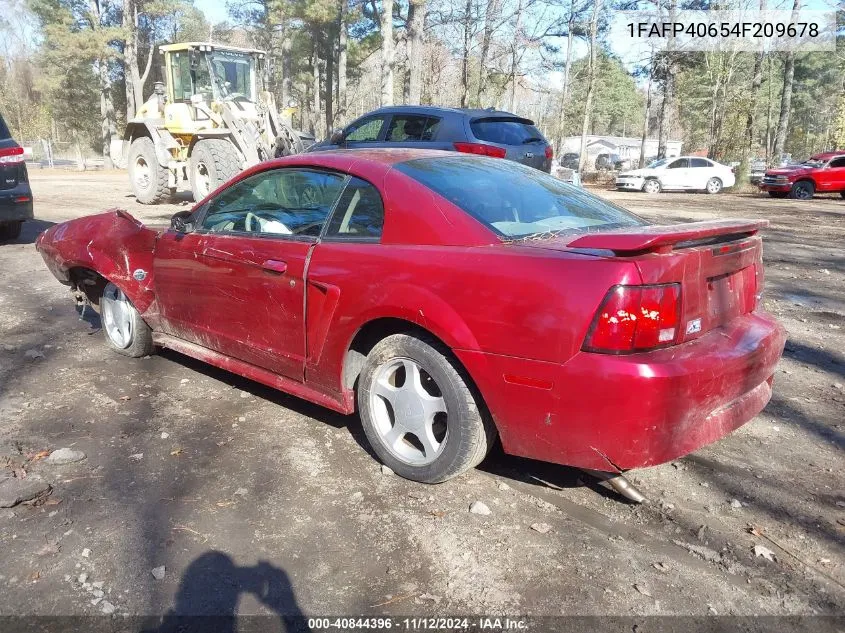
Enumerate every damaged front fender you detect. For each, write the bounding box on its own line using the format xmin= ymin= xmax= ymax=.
xmin=36 ymin=209 xmax=162 ymax=318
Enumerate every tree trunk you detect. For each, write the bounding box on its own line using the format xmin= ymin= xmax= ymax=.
xmin=122 ymin=0 xmax=136 ymax=120
xmin=508 ymin=0 xmax=524 ymax=111
xmin=324 ymin=28 xmax=334 ymax=134
xmin=407 ymin=0 xmax=426 ymax=105
xmin=577 ymin=0 xmax=602 ymax=173
xmin=738 ymin=0 xmax=767 ymax=184
xmin=98 ymin=59 xmax=117 ymax=168
xmin=460 ymin=0 xmax=472 ymax=108
xmin=773 ymin=0 xmax=800 ymax=162
xmin=639 ymin=63 xmax=653 ymax=168
xmin=556 ymin=11 xmax=575 ymax=154
xmin=476 ymin=0 xmax=501 ymax=103
xmin=656 ymin=0 xmax=677 ymax=159
xmin=380 ymin=0 xmax=395 ymax=106
xmin=337 ymin=0 xmax=348 ymax=118
xmin=313 ymin=45 xmax=322 ymax=139
xmin=281 ymin=19 xmax=292 ymax=109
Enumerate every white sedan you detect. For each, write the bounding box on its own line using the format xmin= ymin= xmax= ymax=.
xmin=615 ymin=156 xmax=736 ymax=194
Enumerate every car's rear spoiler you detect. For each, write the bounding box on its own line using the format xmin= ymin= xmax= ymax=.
xmin=566 ymin=219 xmax=768 ymax=254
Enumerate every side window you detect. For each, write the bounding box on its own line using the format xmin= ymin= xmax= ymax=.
xmin=668 ymin=159 xmax=689 ymax=169
xmin=828 ymin=157 xmax=845 ymax=168
xmin=385 ymin=116 xmax=440 ymax=142
xmin=344 ymin=116 xmax=387 ymax=143
xmin=325 ymin=177 xmax=384 ymax=240
xmin=200 ymin=169 xmax=346 ymax=237
xmin=690 ymin=158 xmax=711 ymax=168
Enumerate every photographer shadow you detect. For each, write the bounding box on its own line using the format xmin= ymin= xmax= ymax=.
xmin=149 ymin=551 xmax=311 ymax=633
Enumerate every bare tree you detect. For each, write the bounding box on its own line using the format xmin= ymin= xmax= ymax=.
xmin=381 ymin=0 xmax=395 ymax=105
xmin=576 ymin=0 xmax=601 ymax=173
xmin=773 ymin=0 xmax=801 ymax=162
xmin=337 ymin=0 xmax=348 ymax=118
xmin=407 ymin=0 xmax=426 ymax=104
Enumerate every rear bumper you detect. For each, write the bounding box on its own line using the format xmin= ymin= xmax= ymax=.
xmin=457 ymin=311 xmax=786 ymax=471
xmin=0 ymin=188 xmax=33 ymax=224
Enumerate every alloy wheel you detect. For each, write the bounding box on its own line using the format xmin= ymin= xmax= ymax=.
xmin=101 ymin=285 xmax=134 ymax=349
xmin=369 ymin=358 xmax=449 ymax=466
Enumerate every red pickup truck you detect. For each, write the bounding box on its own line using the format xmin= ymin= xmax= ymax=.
xmin=760 ymin=151 xmax=845 ymax=199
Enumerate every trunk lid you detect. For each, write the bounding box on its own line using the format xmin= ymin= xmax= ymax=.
xmin=526 ymin=219 xmax=766 ymax=342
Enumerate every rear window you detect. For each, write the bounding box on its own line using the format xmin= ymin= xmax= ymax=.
xmin=470 ymin=118 xmax=544 ymax=146
xmin=395 ymin=156 xmax=647 ymax=239
xmin=0 ymin=114 xmax=10 ymax=140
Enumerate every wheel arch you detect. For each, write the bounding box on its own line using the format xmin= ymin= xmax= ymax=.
xmin=342 ymin=317 xmax=459 ymax=390
xmin=125 ymin=122 xmax=176 ymax=168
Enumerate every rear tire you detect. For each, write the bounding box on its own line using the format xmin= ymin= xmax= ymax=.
xmin=705 ymin=177 xmax=722 ymax=194
xmin=188 ymin=140 xmax=241 ymax=202
xmin=789 ymin=181 xmax=814 ymax=200
xmin=128 ymin=137 xmax=169 ymax=204
xmin=100 ymin=282 xmax=154 ymax=358
xmin=357 ymin=333 xmax=496 ymax=484
xmin=0 ymin=221 xmax=22 ymax=242
xmin=642 ymin=179 xmax=661 ymax=194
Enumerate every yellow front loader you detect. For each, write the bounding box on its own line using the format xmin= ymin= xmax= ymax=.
xmin=114 ymin=42 xmax=312 ymax=204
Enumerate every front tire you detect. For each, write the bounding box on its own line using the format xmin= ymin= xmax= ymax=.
xmin=128 ymin=137 xmax=169 ymax=204
xmin=642 ymin=179 xmax=661 ymax=194
xmin=357 ymin=334 xmax=495 ymax=484
xmin=188 ymin=140 xmax=241 ymax=202
xmin=705 ymin=177 xmax=723 ymax=194
xmin=789 ymin=181 xmax=815 ymax=200
xmin=101 ymin=282 xmax=154 ymax=358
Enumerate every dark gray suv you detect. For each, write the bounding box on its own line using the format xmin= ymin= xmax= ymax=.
xmin=0 ymin=113 xmax=33 ymax=242
xmin=308 ymin=106 xmax=553 ymax=172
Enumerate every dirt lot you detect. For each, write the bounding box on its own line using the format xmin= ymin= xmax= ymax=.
xmin=0 ymin=169 xmax=843 ymax=623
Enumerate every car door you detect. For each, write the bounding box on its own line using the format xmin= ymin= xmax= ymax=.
xmin=689 ymin=157 xmax=714 ymax=188
xmin=661 ymin=158 xmax=690 ymax=189
xmin=817 ymin=156 xmax=845 ymax=192
xmin=154 ymin=167 xmax=347 ymax=380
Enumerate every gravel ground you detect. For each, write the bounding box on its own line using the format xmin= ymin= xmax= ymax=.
xmin=0 ymin=169 xmax=842 ymax=621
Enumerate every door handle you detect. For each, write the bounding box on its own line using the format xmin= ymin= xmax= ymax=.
xmin=261 ymin=259 xmax=288 ymax=274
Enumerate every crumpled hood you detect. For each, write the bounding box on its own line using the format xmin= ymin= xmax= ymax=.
xmin=618 ymin=168 xmax=652 ymax=177
xmin=766 ymin=165 xmax=810 ymax=176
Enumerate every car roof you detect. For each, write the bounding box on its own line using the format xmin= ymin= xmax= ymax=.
xmin=247 ymin=148 xmax=454 ymax=174
xmin=363 ymin=105 xmax=533 ymax=122
xmin=810 ymin=151 xmax=845 ymax=160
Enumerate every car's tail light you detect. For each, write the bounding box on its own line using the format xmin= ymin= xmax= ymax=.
xmin=545 ymin=145 xmax=553 ymax=160
xmin=453 ymin=142 xmax=507 ymax=158
xmin=0 ymin=147 xmax=24 ymax=164
xmin=583 ymin=284 xmax=681 ymax=353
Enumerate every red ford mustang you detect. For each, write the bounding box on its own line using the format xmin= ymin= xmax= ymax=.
xmin=36 ymin=149 xmax=786 ymax=483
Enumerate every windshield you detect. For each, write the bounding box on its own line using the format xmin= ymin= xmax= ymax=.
xmin=209 ymin=52 xmax=255 ymax=100
xmin=395 ymin=156 xmax=647 ymax=239
xmin=802 ymin=157 xmax=825 ymax=168
xmin=647 ymin=159 xmax=668 ymax=168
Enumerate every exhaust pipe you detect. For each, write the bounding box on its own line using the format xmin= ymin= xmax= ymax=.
xmin=582 ymin=469 xmax=647 ymax=504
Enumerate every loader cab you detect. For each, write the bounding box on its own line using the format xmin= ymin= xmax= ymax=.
xmin=163 ymin=44 xmax=260 ymax=106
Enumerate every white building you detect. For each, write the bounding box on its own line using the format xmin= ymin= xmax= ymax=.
xmin=561 ymin=135 xmax=683 ymax=165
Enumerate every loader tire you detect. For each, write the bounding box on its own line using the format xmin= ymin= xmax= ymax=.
xmin=189 ymin=140 xmax=241 ymax=202
xmin=128 ymin=137 xmax=170 ymax=205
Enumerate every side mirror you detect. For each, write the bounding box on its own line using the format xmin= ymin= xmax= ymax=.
xmin=330 ymin=128 xmax=345 ymax=145
xmin=171 ymin=210 xmax=194 ymax=233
